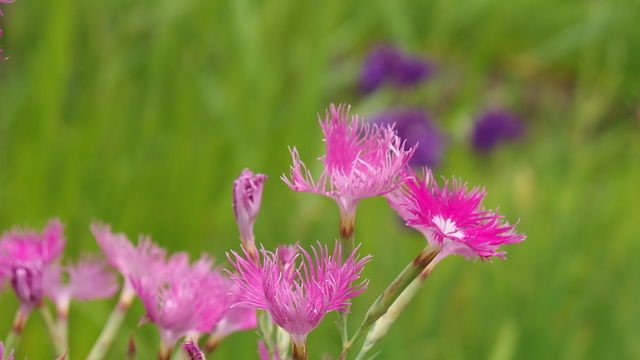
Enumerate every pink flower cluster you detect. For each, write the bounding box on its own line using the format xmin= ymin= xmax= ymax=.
xmin=93 ymin=223 xmax=256 ymax=348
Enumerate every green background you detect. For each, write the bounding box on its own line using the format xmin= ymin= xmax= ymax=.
xmin=1 ymin=0 xmax=639 ymax=359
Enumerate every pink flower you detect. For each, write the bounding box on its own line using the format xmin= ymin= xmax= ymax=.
xmin=282 ymin=104 xmax=415 ymax=219
xmin=181 ymin=338 xmax=205 ymax=360
xmin=0 ymin=341 xmax=15 ymax=360
xmin=44 ymin=256 xmax=118 ymax=309
xmin=91 ymin=222 xmax=167 ymax=291
xmin=0 ymin=219 xmax=66 ymax=310
xmin=130 ymin=253 xmax=235 ymax=347
xmin=387 ymin=169 xmax=525 ymax=260
xmin=232 ymin=169 xmax=268 ymax=250
xmin=228 ymin=242 xmax=371 ymax=345
xmin=212 ymin=304 xmax=256 ymax=339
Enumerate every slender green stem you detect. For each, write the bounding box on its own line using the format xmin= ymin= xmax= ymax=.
xmin=3 ymin=307 xmax=30 ymax=358
xmin=276 ymin=325 xmax=291 ymax=359
xmin=86 ymin=286 xmax=135 ymax=360
xmin=339 ymin=246 xmax=440 ymax=359
xmin=337 ymin=208 xmax=356 ymax=345
xmin=255 ymin=309 xmax=275 ymax=356
xmin=356 ymin=262 xmax=439 ymax=360
xmin=39 ymin=304 xmax=67 ymax=356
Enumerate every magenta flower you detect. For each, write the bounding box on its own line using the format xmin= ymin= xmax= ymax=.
xmin=44 ymin=256 xmax=118 ymax=310
xmin=212 ymin=304 xmax=256 ymax=339
xmin=130 ymin=253 xmax=235 ymax=347
xmin=282 ymin=104 xmax=415 ymax=220
xmin=0 ymin=219 xmax=66 ymax=311
xmin=232 ymin=169 xmax=268 ymax=254
xmin=0 ymin=341 xmax=14 ymax=360
xmin=91 ymin=222 xmax=167 ymax=293
xmin=0 ymin=0 xmax=14 ymax=60
xmin=228 ymin=242 xmax=371 ymax=345
xmin=387 ymin=169 xmax=525 ymax=261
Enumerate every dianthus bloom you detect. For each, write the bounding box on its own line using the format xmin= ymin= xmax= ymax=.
xmin=228 ymin=242 xmax=371 ymax=346
xmin=0 ymin=219 xmax=66 ymax=311
xmin=282 ymin=104 xmax=414 ymax=222
xmin=387 ymin=169 xmax=525 ymax=261
xmin=372 ymin=108 xmax=446 ymax=168
xmin=471 ymin=109 xmax=525 ymax=153
xmin=359 ymin=45 xmax=436 ymax=94
xmin=44 ymin=256 xmax=118 ymax=311
xmin=130 ymin=253 xmax=236 ymax=349
xmin=232 ymin=168 xmax=268 ymax=258
xmin=91 ymin=222 xmax=166 ymax=294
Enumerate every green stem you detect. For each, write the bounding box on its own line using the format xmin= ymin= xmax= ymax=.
xmin=337 ymin=208 xmax=356 ymax=345
xmin=86 ymin=286 xmax=135 ymax=360
xmin=39 ymin=304 xmax=67 ymax=356
xmin=356 ymin=262 xmax=439 ymax=360
xmin=339 ymin=245 xmax=440 ymax=359
xmin=255 ymin=309 xmax=275 ymax=356
xmin=3 ymin=307 xmax=30 ymax=358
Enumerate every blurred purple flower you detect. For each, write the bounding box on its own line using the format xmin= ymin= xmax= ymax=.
xmin=372 ymin=108 xmax=446 ymax=168
xmin=359 ymin=45 xmax=436 ymax=94
xmin=471 ymin=109 xmax=525 ymax=152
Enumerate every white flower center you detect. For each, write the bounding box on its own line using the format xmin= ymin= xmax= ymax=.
xmin=432 ymin=215 xmax=465 ymax=240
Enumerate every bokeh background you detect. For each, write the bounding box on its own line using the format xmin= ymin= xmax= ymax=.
xmin=1 ymin=0 xmax=639 ymax=359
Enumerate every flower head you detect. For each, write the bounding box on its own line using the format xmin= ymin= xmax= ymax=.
xmin=282 ymin=104 xmax=414 ymax=218
xmin=44 ymin=256 xmax=118 ymax=310
xmin=387 ymin=169 xmax=525 ymax=260
xmin=228 ymin=242 xmax=371 ymax=345
xmin=372 ymin=108 xmax=446 ymax=168
xmin=0 ymin=341 xmax=15 ymax=360
xmin=91 ymin=222 xmax=166 ymax=290
xmin=131 ymin=253 xmax=235 ymax=347
xmin=359 ymin=45 xmax=436 ymax=94
xmin=471 ymin=109 xmax=525 ymax=152
xmin=0 ymin=219 xmax=66 ymax=310
xmin=232 ymin=169 xmax=268 ymax=249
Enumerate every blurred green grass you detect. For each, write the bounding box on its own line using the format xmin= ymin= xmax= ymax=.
xmin=1 ymin=0 xmax=639 ymax=359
